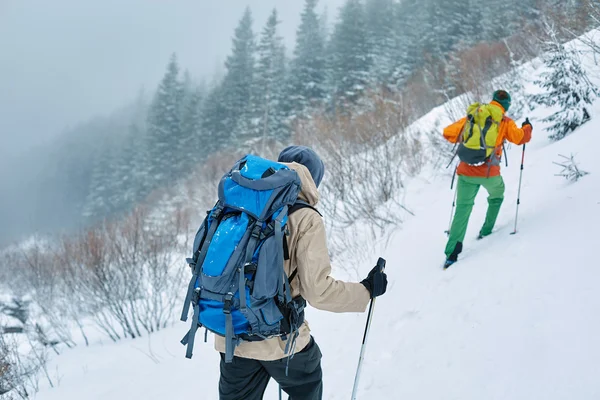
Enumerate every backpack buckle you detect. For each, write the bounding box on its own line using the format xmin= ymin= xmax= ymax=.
xmin=212 ymin=206 xmax=224 ymax=219
xmin=223 ymin=293 xmax=234 ymax=314
xmin=244 ymin=262 xmax=257 ymax=274
xmin=191 ymin=287 xmax=201 ymax=304
xmin=251 ymin=225 xmax=262 ymax=240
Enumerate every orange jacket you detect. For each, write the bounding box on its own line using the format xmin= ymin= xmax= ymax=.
xmin=443 ymin=101 xmax=532 ymax=177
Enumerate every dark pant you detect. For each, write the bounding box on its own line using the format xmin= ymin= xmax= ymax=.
xmin=219 ymin=337 xmax=323 ymax=400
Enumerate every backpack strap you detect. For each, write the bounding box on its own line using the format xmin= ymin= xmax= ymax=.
xmin=275 ymin=206 xmax=290 ymax=306
xmin=283 ymin=201 xmax=322 ymax=266
xmin=288 ymin=269 xmax=298 ymax=284
xmin=464 ymin=114 xmax=475 ymax=143
xmin=480 ymin=116 xmax=494 ymax=148
xmin=223 ymin=293 xmax=237 ymax=363
xmin=288 ymin=201 xmax=322 ymax=217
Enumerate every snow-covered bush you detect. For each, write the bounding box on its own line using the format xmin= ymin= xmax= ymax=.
xmin=553 ymin=153 xmax=590 ymax=182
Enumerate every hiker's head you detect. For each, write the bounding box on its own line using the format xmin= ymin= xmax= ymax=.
xmin=278 ymin=146 xmax=325 ymax=188
xmin=492 ymin=90 xmax=511 ymax=112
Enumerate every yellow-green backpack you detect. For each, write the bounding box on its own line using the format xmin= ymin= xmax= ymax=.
xmin=457 ymin=103 xmax=504 ymax=166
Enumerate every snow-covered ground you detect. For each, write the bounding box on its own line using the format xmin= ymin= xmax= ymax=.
xmin=26 ymin=35 xmax=600 ymax=400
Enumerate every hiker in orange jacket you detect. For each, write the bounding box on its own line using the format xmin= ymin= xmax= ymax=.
xmin=443 ymin=90 xmax=532 ymax=267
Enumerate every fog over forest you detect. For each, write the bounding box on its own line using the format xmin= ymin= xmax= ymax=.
xmin=0 ymin=0 xmax=343 ymax=245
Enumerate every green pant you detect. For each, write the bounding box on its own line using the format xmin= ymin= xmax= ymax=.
xmin=444 ymin=175 xmax=505 ymax=258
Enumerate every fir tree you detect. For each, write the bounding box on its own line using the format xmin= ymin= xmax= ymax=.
xmin=421 ymin=0 xmax=466 ymax=56
xmin=222 ymin=7 xmax=255 ymax=143
xmin=288 ymin=0 xmax=328 ymax=117
xmin=391 ymin=0 xmax=426 ymax=86
xmin=365 ymin=0 xmax=397 ymax=86
xmin=124 ymin=121 xmax=151 ymax=206
xmin=107 ymin=130 xmax=137 ymax=214
xmin=180 ymin=85 xmax=204 ymax=169
xmin=482 ymin=0 xmax=522 ymax=41
xmin=532 ymin=25 xmax=598 ymax=141
xmin=83 ymin=94 xmax=149 ymax=220
xmin=200 ymin=83 xmax=228 ymax=154
xmin=250 ymin=9 xmax=289 ymax=150
xmin=82 ymin=142 xmax=116 ymax=219
xmin=455 ymin=0 xmax=486 ymax=49
xmin=120 ymin=91 xmax=152 ymax=206
xmin=329 ymin=0 xmax=372 ymax=105
xmin=145 ymin=54 xmax=184 ymax=185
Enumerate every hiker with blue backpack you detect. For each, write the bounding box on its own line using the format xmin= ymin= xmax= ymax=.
xmin=180 ymin=145 xmax=388 ymax=400
xmin=443 ymin=90 xmax=533 ymax=268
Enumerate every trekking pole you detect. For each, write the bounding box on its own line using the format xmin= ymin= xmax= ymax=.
xmin=279 ymin=386 xmax=282 ymax=400
xmin=511 ymin=144 xmax=526 ymax=235
xmin=351 ymin=257 xmax=386 ymax=400
xmin=445 ymin=166 xmax=458 ymax=236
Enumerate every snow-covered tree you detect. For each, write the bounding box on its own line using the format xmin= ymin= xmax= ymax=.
xmin=481 ymin=0 xmax=522 ymax=41
xmin=123 ymin=121 xmax=151 ymax=207
xmin=391 ymin=0 xmax=426 ymax=86
xmin=145 ymin=54 xmax=184 ymax=184
xmin=83 ymin=95 xmax=150 ymax=219
xmin=250 ymin=9 xmax=289 ymax=149
xmin=328 ymin=0 xmax=372 ymax=105
xmin=288 ymin=0 xmax=328 ymax=117
xmin=365 ymin=0 xmax=397 ymax=86
xmin=453 ymin=0 xmax=487 ymax=49
xmin=180 ymin=85 xmax=205 ymax=170
xmin=200 ymin=83 xmax=228 ymax=154
xmin=222 ymin=8 xmax=255 ymax=143
xmin=532 ymin=25 xmax=598 ymax=141
xmin=107 ymin=130 xmax=137 ymax=214
xmin=82 ymin=142 xmax=117 ymax=219
xmin=420 ymin=0 xmax=462 ymax=56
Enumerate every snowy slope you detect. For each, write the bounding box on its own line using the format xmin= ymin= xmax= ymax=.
xmin=31 ymin=40 xmax=600 ymax=399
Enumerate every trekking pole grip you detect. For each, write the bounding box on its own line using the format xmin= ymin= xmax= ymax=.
xmin=376 ymin=257 xmax=386 ymax=273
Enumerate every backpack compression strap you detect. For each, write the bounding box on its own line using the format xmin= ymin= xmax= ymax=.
xmin=180 ymin=205 xmax=225 ymax=359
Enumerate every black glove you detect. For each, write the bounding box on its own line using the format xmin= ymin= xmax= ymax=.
xmin=522 ymin=118 xmax=532 ymax=129
xmin=361 ymin=264 xmax=388 ymax=298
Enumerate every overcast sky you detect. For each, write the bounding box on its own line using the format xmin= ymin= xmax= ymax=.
xmin=0 ymin=0 xmax=344 ymax=158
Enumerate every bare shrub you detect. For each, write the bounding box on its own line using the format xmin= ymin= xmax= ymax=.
xmin=447 ymin=42 xmax=512 ymax=99
xmin=295 ymin=92 xmax=418 ymax=235
xmin=115 ymin=207 xmax=188 ymax=333
xmin=16 ymin=242 xmax=77 ymax=349
xmin=0 ymin=334 xmax=13 ymax=397
xmin=184 ymin=150 xmax=245 ymax=216
xmin=570 ymin=1 xmax=600 ymax=72
xmin=58 ymin=205 xmax=189 ymax=342
xmin=0 ymin=332 xmax=46 ymax=400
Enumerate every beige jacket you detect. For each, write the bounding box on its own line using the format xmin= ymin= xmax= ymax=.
xmin=214 ymin=162 xmax=371 ymax=360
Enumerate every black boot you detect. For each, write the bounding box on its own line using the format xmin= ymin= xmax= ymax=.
xmin=444 ymin=242 xmax=463 ymax=269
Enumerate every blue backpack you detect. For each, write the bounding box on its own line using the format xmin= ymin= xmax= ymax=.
xmin=180 ymin=155 xmax=311 ymax=362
